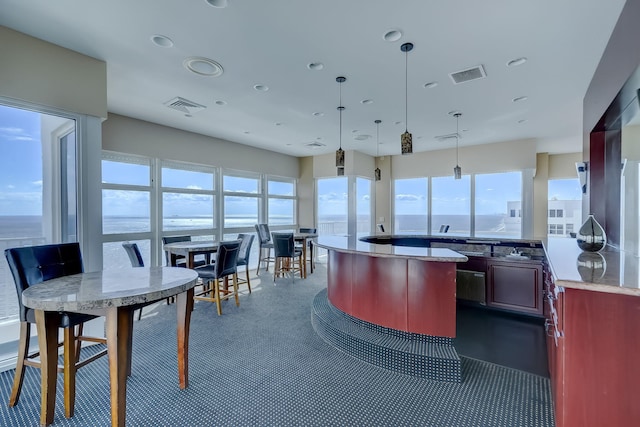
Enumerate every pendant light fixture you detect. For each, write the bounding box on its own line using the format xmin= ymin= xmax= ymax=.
xmin=374 ymin=119 xmax=382 ymax=181
xmin=453 ymin=112 xmax=462 ymax=179
xmin=336 ymin=76 xmax=346 ymax=176
xmin=400 ymin=42 xmax=414 ymax=155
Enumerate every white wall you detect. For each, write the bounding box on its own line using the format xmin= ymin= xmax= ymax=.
xmin=0 ymin=26 xmax=107 ymax=119
xmin=391 ymin=139 xmax=537 ymax=178
xmin=103 ymin=114 xmax=299 ymax=177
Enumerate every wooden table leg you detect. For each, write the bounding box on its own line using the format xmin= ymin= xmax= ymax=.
xmin=176 ymin=288 xmax=194 ymax=389
xmin=105 ymin=307 xmax=132 ymax=427
xmin=35 ymin=310 xmax=60 ymax=426
xmin=302 ymin=238 xmax=308 ymax=279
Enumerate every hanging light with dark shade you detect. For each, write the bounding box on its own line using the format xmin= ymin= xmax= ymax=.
xmin=453 ymin=112 xmax=462 ymax=179
xmin=400 ymin=42 xmax=414 ymax=155
xmin=374 ymin=119 xmax=381 ymax=181
xmin=336 ymin=76 xmax=346 ymax=176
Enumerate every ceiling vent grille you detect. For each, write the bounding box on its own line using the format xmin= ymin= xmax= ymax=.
xmin=449 ymin=65 xmax=486 ymax=84
xmin=434 ymin=133 xmax=462 ymax=142
xmin=164 ymin=97 xmax=207 ymax=114
xmin=305 ymin=142 xmax=326 ymax=149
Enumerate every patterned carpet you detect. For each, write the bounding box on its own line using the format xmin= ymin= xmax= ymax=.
xmin=0 ymin=264 xmax=555 ymax=426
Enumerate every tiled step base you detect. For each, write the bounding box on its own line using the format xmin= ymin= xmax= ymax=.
xmin=311 ymin=289 xmax=462 ymax=382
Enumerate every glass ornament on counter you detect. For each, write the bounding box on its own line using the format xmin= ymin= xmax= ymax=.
xmin=576 ymin=214 xmax=607 ymax=252
xmin=576 ymin=251 xmax=607 ymax=282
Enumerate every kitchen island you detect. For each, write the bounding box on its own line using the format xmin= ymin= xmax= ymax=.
xmin=311 ymin=235 xmax=467 ymax=382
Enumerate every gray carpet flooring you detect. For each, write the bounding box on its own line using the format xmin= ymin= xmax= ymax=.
xmin=0 ymin=264 xmax=555 ymax=426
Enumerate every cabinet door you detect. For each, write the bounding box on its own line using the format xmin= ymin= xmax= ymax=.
xmin=487 ymin=260 xmax=543 ymax=316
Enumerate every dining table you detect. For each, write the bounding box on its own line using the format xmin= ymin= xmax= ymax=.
xmin=163 ymin=240 xmax=219 ymax=269
xmin=21 ymin=266 xmax=199 ymax=427
xmin=164 ymin=234 xmax=317 ymax=278
xmin=294 ymin=232 xmax=318 ymax=278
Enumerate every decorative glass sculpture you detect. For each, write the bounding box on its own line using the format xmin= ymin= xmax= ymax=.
xmin=576 ymin=214 xmax=607 ymax=252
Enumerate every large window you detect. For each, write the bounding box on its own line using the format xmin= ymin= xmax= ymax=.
xmin=475 ymin=171 xmax=522 ymax=238
xmin=393 ymin=171 xmax=524 ymax=237
xmin=223 ymin=172 xmax=260 ymax=229
xmin=0 ymin=104 xmax=78 ymax=323
xmin=394 ymin=178 xmax=428 ymax=234
xmin=162 ymin=162 xmax=216 ymax=233
xmin=548 ymin=178 xmax=582 ymax=237
xmin=317 ymin=177 xmax=348 ymax=236
xmin=431 ymin=175 xmax=471 ymax=236
xmin=356 ymin=178 xmax=372 ymax=236
xmin=102 ymin=154 xmax=152 ymax=268
xmin=267 ymin=177 xmax=296 ymax=226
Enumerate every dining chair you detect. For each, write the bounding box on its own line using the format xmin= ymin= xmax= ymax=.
xmin=193 ymin=240 xmax=241 ymax=316
xmin=4 ymin=242 xmax=108 ymax=418
xmin=162 ymin=235 xmax=210 ymax=267
xmin=236 ymin=233 xmax=255 ymax=293
xmin=272 ymin=232 xmax=303 ymax=282
xmin=298 ymin=227 xmax=317 ymax=272
xmin=121 ymin=242 xmax=146 ymax=320
xmin=255 ymin=224 xmax=274 ymax=274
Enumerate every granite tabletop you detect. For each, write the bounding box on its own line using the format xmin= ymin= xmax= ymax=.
xmin=22 ymin=266 xmax=199 ymax=312
xmin=315 ymin=235 xmax=468 ymax=262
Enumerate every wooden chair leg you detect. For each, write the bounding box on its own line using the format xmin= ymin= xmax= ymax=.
xmin=9 ymin=322 xmax=30 ymax=407
xmin=233 ymin=273 xmax=239 ymax=307
xmin=245 ymin=264 xmax=252 ymax=293
xmin=63 ymin=327 xmax=77 ymax=418
xmin=214 ymin=279 xmax=222 ymax=316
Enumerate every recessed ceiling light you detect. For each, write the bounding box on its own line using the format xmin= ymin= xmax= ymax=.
xmin=395 ymin=121 xmax=403 ymax=125
xmin=215 ymin=100 xmax=226 ymax=106
xmin=423 ymin=81 xmax=438 ymax=89
xmin=275 ymin=122 xmax=282 ymax=126
xmin=286 ymin=143 xmax=292 ymax=146
xmin=361 ymin=99 xmax=373 ymax=105
xmin=352 ymin=130 xmax=359 ymax=133
xmin=383 ymin=29 xmax=402 ymax=42
xmin=183 ymin=57 xmax=224 ymax=77
xmin=254 ymin=84 xmax=269 ymax=92
xmin=243 ymin=131 xmax=250 ymax=134
xmin=205 ymin=0 xmax=228 ymax=8
xmin=151 ymin=34 xmax=173 ymax=48
xmin=185 ymin=114 xmax=192 ymax=118
xmin=307 ymin=62 xmax=324 ymax=70
xmin=507 ymin=57 xmax=528 ymax=67
xmin=312 ymin=112 xmax=324 ymax=117
xmin=512 ymin=96 xmax=528 ymax=102
xmin=518 ymin=119 xmax=528 ymax=123
xmin=448 ymin=110 xmax=461 ymax=116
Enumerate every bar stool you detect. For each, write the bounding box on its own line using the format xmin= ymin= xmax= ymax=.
xmin=193 ymin=240 xmax=241 ymax=315
xmin=255 ymin=224 xmax=274 ymax=274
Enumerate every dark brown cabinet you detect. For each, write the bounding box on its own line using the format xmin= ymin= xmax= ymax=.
xmin=486 ymin=259 xmax=543 ymax=316
xmin=544 ymin=273 xmax=640 ymax=427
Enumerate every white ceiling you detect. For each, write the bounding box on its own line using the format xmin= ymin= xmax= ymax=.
xmin=0 ymin=0 xmax=627 ymax=158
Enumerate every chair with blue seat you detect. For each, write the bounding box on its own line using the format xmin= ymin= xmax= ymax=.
xmin=272 ymin=232 xmax=303 ymax=282
xmin=4 ymin=242 xmax=108 ymax=418
xmin=121 ymin=242 xmax=146 ymax=320
xmin=255 ymin=224 xmax=274 ymax=274
xmin=235 ymin=233 xmax=255 ymax=293
xmin=193 ymin=240 xmax=241 ymax=316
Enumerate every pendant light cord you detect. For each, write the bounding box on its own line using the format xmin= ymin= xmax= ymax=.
xmin=405 ymin=51 xmax=408 ymax=132
xmin=376 ymin=121 xmax=380 ymax=157
xmin=339 ymin=81 xmax=343 ymax=150
xmin=456 ymin=114 xmax=459 ymax=165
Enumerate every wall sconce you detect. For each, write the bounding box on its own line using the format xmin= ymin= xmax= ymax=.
xmin=576 ymin=162 xmax=588 ymax=194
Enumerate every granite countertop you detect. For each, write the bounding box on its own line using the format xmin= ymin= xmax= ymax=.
xmin=315 ymin=235 xmax=468 ymax=263
xmin=543 ymin=237 xmax=640 ymax=297
xmin=22 ymin=266 xmax=199 ymax=312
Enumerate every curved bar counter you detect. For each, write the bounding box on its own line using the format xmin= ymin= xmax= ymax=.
xmin=315 ymin=235 xmax=467 ymax=338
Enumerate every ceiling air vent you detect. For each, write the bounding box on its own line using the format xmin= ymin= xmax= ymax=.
xmin=305 ymin=142 xmax=326 ymax=149
xmin=434 ymin=133 xmax=462 ymax=142
xmin=449 ymin=65 xmax=486 ymax=85
xmin=164 ymin=97 xmax=206 ymax=114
